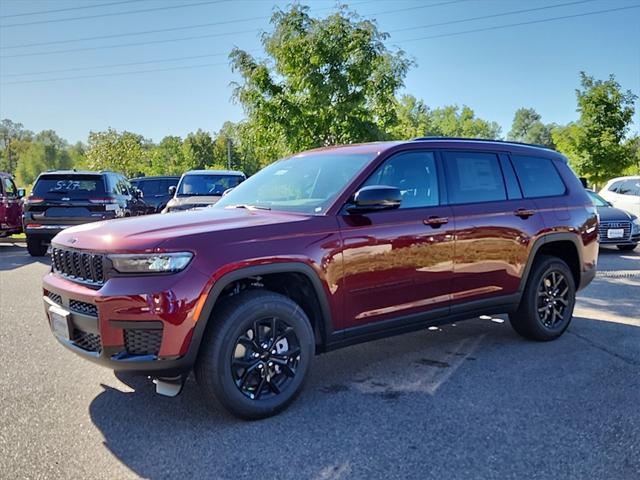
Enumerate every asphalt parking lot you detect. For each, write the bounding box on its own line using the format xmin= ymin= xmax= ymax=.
xmin=1 ymin=242 xmax=639 ymax=480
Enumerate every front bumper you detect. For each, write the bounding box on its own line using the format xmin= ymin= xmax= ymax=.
xmin=42 ymin=266 xmax=212 ymax=377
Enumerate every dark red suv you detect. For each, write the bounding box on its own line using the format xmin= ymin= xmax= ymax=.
xmin=42 ymin=138 xmax=598 ymax=419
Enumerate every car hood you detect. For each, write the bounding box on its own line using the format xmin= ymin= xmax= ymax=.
xmin=52 ymin=207 xmax=309 ymax=252
xmin=596 ymin=205 xmax=636 ymax=222
xmin=166 ymin=196 xmax=221 ymax=210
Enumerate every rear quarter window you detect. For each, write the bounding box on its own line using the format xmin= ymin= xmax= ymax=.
xmin=510 ymin=155 xmax=566 ymax=198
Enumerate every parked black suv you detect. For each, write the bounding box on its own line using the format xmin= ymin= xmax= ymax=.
xmin=129 ymin=176 xmax=180 ymax=213
xmin=24 ymin=170 xmax=147 ymax=256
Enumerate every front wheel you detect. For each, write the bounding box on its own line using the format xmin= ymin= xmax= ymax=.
xmin=509 ymin=255 xmax=576 ymax=341
xmin=195 ymin=290 xmax=315 ymax=420
xmin=26 ymin=235 xmax=48 ymax=257
xmin=617 ymin=244 xmax=637 ymax=251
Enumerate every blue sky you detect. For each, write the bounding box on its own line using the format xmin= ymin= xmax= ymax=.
xmin=1 ymin=0 xmax=639 ymax=144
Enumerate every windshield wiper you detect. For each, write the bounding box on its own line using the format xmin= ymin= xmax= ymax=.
xmin=228 ymin=204 xmax=271 ymax=211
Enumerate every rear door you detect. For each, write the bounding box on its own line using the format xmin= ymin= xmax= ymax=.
xmin=339 ymin=150 xmax=455 ymax=328
xmin=444 ymin=150 xmax=544 ymax=306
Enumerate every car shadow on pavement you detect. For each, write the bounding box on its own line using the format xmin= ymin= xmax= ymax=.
xmin=0 ymin=243 xmax=50 ymax=271
xmin=88 ymin=316 xmax=640 ymax=479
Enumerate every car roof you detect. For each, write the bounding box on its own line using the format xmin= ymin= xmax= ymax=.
xmin=130 ymin=176 xmax=180 ymax=181
xmin=605 ymin=175 xmax=640 ymax=184
xmin=295 ymin=138 xmax=566 ymax=161
xmin=40 ymin=170 xmax=108 ymax=176
xmin=182 ymin=170 xmax=245 ymax=176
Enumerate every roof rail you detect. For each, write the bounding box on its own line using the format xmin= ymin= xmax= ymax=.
xmin=412 ymin=136 xmax=553 ymax=150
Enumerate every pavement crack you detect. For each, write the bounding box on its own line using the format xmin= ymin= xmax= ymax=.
xmin=568 ymin=330 xmax=640 ymax=367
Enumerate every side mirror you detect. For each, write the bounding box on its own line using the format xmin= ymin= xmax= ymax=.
xmin=347 ymin=185 xmax=401 ymax=214
xmin=168 ymin=185 xmax=177 ymax=196
xmin=134 ymin=188 xmax=144 ymax=199
xmin=17 ymin=188 xmax=26 ymax=198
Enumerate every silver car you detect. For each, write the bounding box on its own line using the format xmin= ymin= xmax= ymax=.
xmin=163 ymin=170 xmax=246 ymax=213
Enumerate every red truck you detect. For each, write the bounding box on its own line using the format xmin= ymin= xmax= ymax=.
xmin=0 ymin=172 xmax=24 ymax=237
xmin=42 ymin=138 xmax=598 ymax=419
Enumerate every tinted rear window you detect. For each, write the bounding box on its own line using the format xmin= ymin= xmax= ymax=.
xmin=511 ymin=155 xmax=566 ymax=198
xmin=444 ymin=151 xmax=506 ymax=204
xmin=134 ymin=178 xmax=178 ymax=195
xmin=33 ymin=175 xmax=106 ymax=198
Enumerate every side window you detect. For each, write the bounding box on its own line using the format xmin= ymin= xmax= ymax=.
xmin=510 ymin=155 xmax=566 ymax=198
xmin=3 ymin=178 xmax=17 ymax=197
xmin=362 ymin=151 xmax=439 ymax=209
xmin=608 ymin=180 xmax=623 ymax=193
xmin=618 ymin=180 xmax=640 ymax=195
xmin=121 ymin=178 xmax=133 ymax=196
xmin=107 ymin=175 xmax=119 ymax=194
xmin=444 ymin=151 xmax=506 ymax=204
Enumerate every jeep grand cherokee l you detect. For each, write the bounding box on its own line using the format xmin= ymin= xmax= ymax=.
xmin=24 ymin=170 xmax=147 ymax=256
xmin=42 ymin=138 xmax=598 ymax=419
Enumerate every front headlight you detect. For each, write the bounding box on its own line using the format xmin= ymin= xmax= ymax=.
xmin=109 ymin=252 xmax=193 ymax=273
xmin=632 ymin=218 xmax=640 ymax=234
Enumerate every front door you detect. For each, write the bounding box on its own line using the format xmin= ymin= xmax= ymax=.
xmin=338 ymin=150 xmax=455 ymax=329
xmin=2 ymin=177 xmax=22 ymax=230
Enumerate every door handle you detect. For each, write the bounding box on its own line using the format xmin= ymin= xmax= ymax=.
xmin=424 ymin=216 xmax=449 ymax=228
xmin=515 ymin=208 xmax=535 ymax=219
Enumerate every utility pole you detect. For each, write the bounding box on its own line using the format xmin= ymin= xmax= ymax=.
xmin=227 ymin=138 xmax=232 ymax=170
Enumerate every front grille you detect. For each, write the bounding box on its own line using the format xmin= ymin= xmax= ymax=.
xmin=598 ymin=221 xmax=632 ymax=242
xmin=51 ymin=247 xmax=105 ymax=286
xmin=45 ymin=290 xmax=62 ymax=305
xmin=72 ymin=329 xmax=101 ymax=352
xmin=124 ymin=329 xmax=163 ymax=356
xmin=69 ymin=299 xmax=98 ymax=317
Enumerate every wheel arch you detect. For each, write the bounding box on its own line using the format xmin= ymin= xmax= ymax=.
xmin=191 ymin=262 xmax=334 ymax=358
xmin=519 ymin=233 xmax=583 ymax=293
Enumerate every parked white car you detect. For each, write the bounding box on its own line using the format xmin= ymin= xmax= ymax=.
xmin=599 ymin=176 xmax=640 ymax=217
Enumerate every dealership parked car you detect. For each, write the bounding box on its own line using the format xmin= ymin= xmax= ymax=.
xmin=162 ymin=170 xmax=245 ymax=213
xmin=599 ymin=176 xmax=640 ymax=217
xmin=130 ymin=176 xmax=179 ymax=213
xmin=42 ymin=138 xmax=597 ymax=419
xmin=586 ymin=189 xmax=639 ymax=251
xmin=0 ymin=172 xmax=24 ymax=237
xmin=24 ymin=170 xmax=147 ymax=256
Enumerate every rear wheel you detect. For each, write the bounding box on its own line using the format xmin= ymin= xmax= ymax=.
xmin=509 ymin=255 xmax=576 ymax=341
xmin=617 ymin=244 xmax=637 ymax=251
xmin=195 ymin=290 xmax=314 ymax=420
xmin=26 ymin=235 xmax=48 ymax=257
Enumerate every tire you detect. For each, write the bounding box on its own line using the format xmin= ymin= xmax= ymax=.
xmin=26 ymin=235 xmax=48 ymax=257
xmin=617 ymin=244 xmax=637 ymax=251
xmin=195 ymin=289 xmax=315 ymax=420
xmin=509 ymin=255 xmax=576 ymax=341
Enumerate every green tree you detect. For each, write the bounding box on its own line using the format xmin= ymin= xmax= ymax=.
xmin=507 ymin=108 xmax=555 ymax=147
xmin=389 ymin=95 xmax=431 ymax=139
xmin=230 ymin=5 xmax=412 ymax=159
xmin=148 ymin=136 xmax=187 ymax=175
xmin=85 ymin=128 xmax=151 ymax=177
xmin=182 ymin=129 xmax=214 ymax=170
xmin=15 ymin=131 xmax=73 ymax=185
xmin=553 ymin=72 xmax=637 ymax=186
xmin=0 ymin=119 xmax=33 ymax=174
xmin=428 ymin=105 xmax=501 ymax=139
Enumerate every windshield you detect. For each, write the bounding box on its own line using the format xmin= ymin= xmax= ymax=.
xmin=177 ymin=174 xmax=244 ymax=197
xmin=134 ymin=178 xmax=179 ymax=196
xmin=587 ymin=190 xmax=609 ymax=207
xmin=215 ymin=152 xmax=374 ymax=214
xmin=32 ymin=175 xmax=106 ymax=198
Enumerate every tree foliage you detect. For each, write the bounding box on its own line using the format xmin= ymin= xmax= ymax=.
xmin=230 ymin=5 xmax=412 ymax=158
xmin=85 ymin=128 xmax=150 ymax=178
xmin=553 ymin=72 xmax=637 ymax=186
xmin=507 ymin=108 xmax=555 ymax=147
